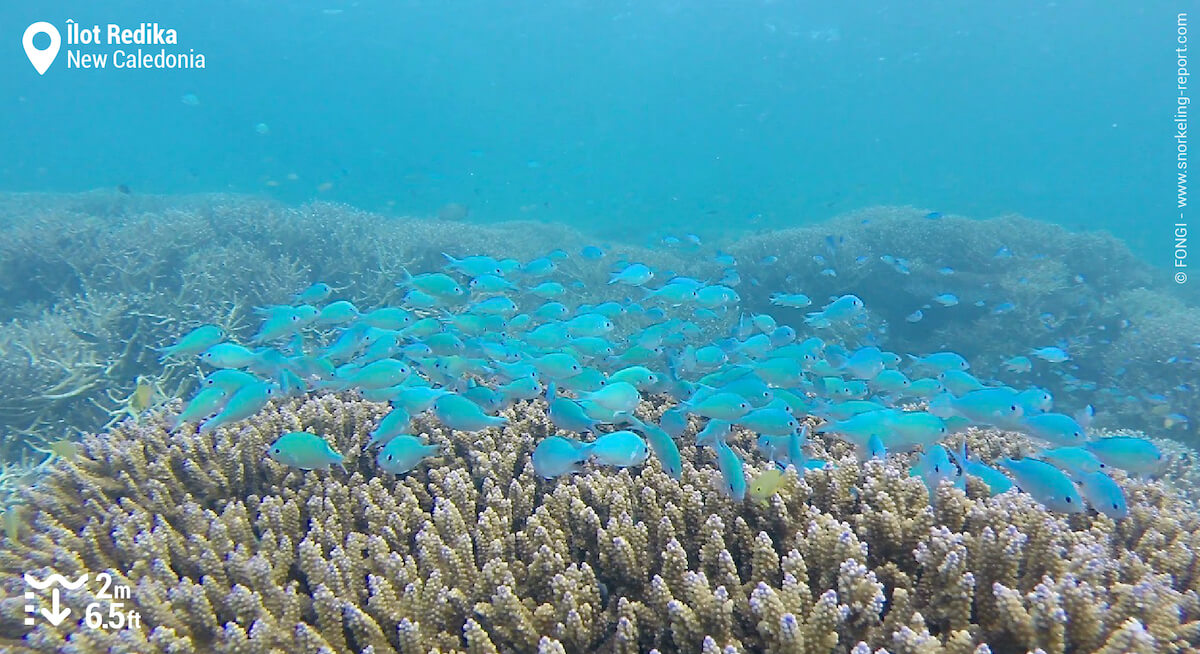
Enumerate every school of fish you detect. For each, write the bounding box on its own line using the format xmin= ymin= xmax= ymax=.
xmin=158 ymin=244 xmax=1165 ymax=520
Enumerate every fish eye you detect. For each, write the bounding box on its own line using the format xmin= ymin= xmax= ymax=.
xmin=1065 ymin=496 xmax=1072 ymax=503
xmin=273 ymin=448 xmax=281 ymax=454
xmin=1113 ymin=503 xmax=1119 ymax=509
xmin=387 ymin=454 xmax=394 ymax=461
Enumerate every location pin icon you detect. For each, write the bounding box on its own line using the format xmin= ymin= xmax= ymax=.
xmin=23 ymin=22 xmax=61 ymax=75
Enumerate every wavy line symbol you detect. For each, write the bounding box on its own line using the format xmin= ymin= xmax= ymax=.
xmin=24 ymin=573 xmax=88 ymax=590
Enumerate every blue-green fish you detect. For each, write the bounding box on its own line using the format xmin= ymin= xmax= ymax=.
xmin=1085 ymin=437 xmax=1164 ymax=476
xmin=950 ymin=442 xmax=1013 ymax=496
xmin=736 ymin=407 xmax=799 ymax=436
xmin=361 ymin=307 xmax=413 ymax=330
xmin=316 ymin=300 xmax=361 ymax=325
xmin=584 ymin=430 xmax=649 ymax=467
xmin=268 ymin=431 xmax=343 ymax=470
xmin=911 ymin=444 xmax=962 ymax=498
xmin=433 ymin=394 xmax=508 ymax=431
xmin=714 ymin=440 xmax=747 ymax=501
xmin=684 ymin=392 xmax=751 ymax=421
xmin=201 ymin=369 xmax=259 ymax=393
xmin=443 ymin=253 xmax=504 ymax=277
xmin=1020 ymin=413 xmax=1086 ymax=446
xmin=399 ymin=268 xmax=464 ymax=298
xmin=368 ymin=407 xmax=412 ymax=447
xmin=532 ymin=436 xmax=588 ymax=478
xmin=630 ymin=417 xmax=682 ymax=479
xmin=580 ymin=382 xmax=641 ymax=413
xmin=908 ymin=351 xmax=970 ymax=374
xmin=376 ymin=435 xmax=441 ymax=474
xmin=1074 ymin=470 xmax=1128 ymax=519
xmin=1038 ymin=446 xmax=1104 ymax=474
xmin=170 ymin=386 xmax=229 ymax=431
xmin=200 ymin=381 xmax=276 ymax=433
xmin=293 ymin=282 xmax=333 ymax=304
xmin=200 ymin=343 xmax=259 ymax=369
xmin=999 ymin=457 xmax=1084 ymax=513
xmin=159 ymin=325 xmax=225 ymax=361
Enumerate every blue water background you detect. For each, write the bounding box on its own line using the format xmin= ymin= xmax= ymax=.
xmin=0 ymin=1 xmax=1169 ymax=257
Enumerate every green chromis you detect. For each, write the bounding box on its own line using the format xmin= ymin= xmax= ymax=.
xmin=582 ymin=430 xmax=649 ymax=468
xmin=432 ymin=394 xmax=508 ymax=432
xmin=1019 ymin=413 xmax=1086 ymax=447
xmin=606 ymin=366 xmax=659 ymax=391
xmin=756 ymin=424 xmax=807 ymax=469
xmin=338 ymin=358 xmax=411 ymax=390
xmin=316 ymin=300 xmax=361 ymax=325
xmin=368 ymin=407 xmax=412 ymax=447
xmin=684 ymin=392 xmax=752 ymax=421
xmin=630 ymin=417 xmax=682 ymax=479
xmin=950 ymin=442 xmax=1013 ymax=496
xmin=1085 ymin=437 xmax=1164 ymax=476
xmin=201 ymin=369 xmax=260 ymax=393
xmin=292 ymin=282 xmax=332 ymax=304
xmin=532 ymin=435 xmax=588 ymax=478
xmin=268 ymin=431 xmax=343 ymax=470
xmin=1073 ymin=470 xmax=1128 ymax=519
xmin=714 ymin=440 xmax=747 ymax=501
xmin=158 ymin=324 xmax=225 ymax=361
xmin=199 ymin=343 xmax=259 ymax=369
xmin=580 ymin=381 xmax=641 ymax=413
xmin=200 ymin=381 xmax=276 ymax=434
xmin=910 ymin=444 xmax=962 ymax=498
xmin=170 ymin=386 xmax=229 ymax=431
xmin=998 ymin=457 xmax=1084 ymax=513
xmin=1037 ymin=446 xmax=1104 ymax=474
xmin=376 ymin=435 xmax=441 ymax=474
xmin=735 ymin=407 xmax=799 ymax=436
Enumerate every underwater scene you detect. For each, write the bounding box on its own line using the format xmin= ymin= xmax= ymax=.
xmin=1 ymin=2 xmax=1199 ymax=654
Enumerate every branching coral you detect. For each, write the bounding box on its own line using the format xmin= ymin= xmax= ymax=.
xmin=1 ymin=395 xmax=1198 ymax=653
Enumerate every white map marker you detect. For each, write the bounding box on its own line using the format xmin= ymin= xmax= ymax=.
xmin=23 ymin=22 xmax=61 ymax=75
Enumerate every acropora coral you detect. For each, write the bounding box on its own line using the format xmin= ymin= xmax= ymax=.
xmin=2 ymin=394 xmax=1198 ymax=653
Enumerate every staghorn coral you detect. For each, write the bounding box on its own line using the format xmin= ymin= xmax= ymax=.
xmin=1 ymin=395 xmax=1199 ymax=653
xmin=0 ymin=192 xmax=708 ymax=454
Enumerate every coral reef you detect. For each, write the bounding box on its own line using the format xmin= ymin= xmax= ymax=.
xmin=0 ymin=192 xmax=701 ymax=457
xmin=2 ymin=395 xmax=1199 ymax=653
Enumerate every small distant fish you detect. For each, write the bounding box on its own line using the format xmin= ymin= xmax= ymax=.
xmin=759 ymin=255 xmax=778 ymax=265
xmin=937 ymin=267 xmax=954 ymax=275
xmin=932 ymin=293 xmax=959 ymax=307
xmin=180 ymin=93 xmax=200 ymax=106
xmin=994 ymin=245 xmax=1013 ymax=259
xmin=905 ymin=310 xmax=924 ymax=323
xmin=1003 ymin=356 xmax=1032 ymax=373
xmin=991 ymin=302 xmax=1016 ymax=315
xmin=1031 ymin=346 xmax=1070 ymax=363
xmin=581 ymin=245 xmax=605 ymax=260
xmin=254 ymin=122 xmax=270 ymax=135
xmin=924 ymin=211 xmax=943 ymax=220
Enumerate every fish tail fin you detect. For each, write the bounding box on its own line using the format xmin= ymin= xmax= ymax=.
xmin=397 ymin=266 xmax=413 ymax=287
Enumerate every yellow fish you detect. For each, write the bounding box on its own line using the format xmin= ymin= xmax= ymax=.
xmin=130 ymin=376 xmax=155 ymax=414
xmin=4 ymin=505 xmax=23 ymax=543
xmin=48 ymin=440 xmax=81 ymax=462
xmin=749 ymin=468 xmax=788 ymax=504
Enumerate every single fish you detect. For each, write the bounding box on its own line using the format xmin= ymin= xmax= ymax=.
xmin=268 ymin=431 xmax=343 ymax=470
xmin=376 ymin=435 xmax=441 ymax=474
xmin=999 ymin=457 xmax=1084 ymax=513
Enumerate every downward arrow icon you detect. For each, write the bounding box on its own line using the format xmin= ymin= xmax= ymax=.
xmin=41 ymin=589 xmax=70 ymax=626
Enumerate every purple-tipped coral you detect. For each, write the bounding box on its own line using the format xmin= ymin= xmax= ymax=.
xmin=1 ymin=394 xmax=1199 ymax=652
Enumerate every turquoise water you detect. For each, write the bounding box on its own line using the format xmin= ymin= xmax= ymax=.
xmin=0 ymin=1 xmax=1168 ymax=256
